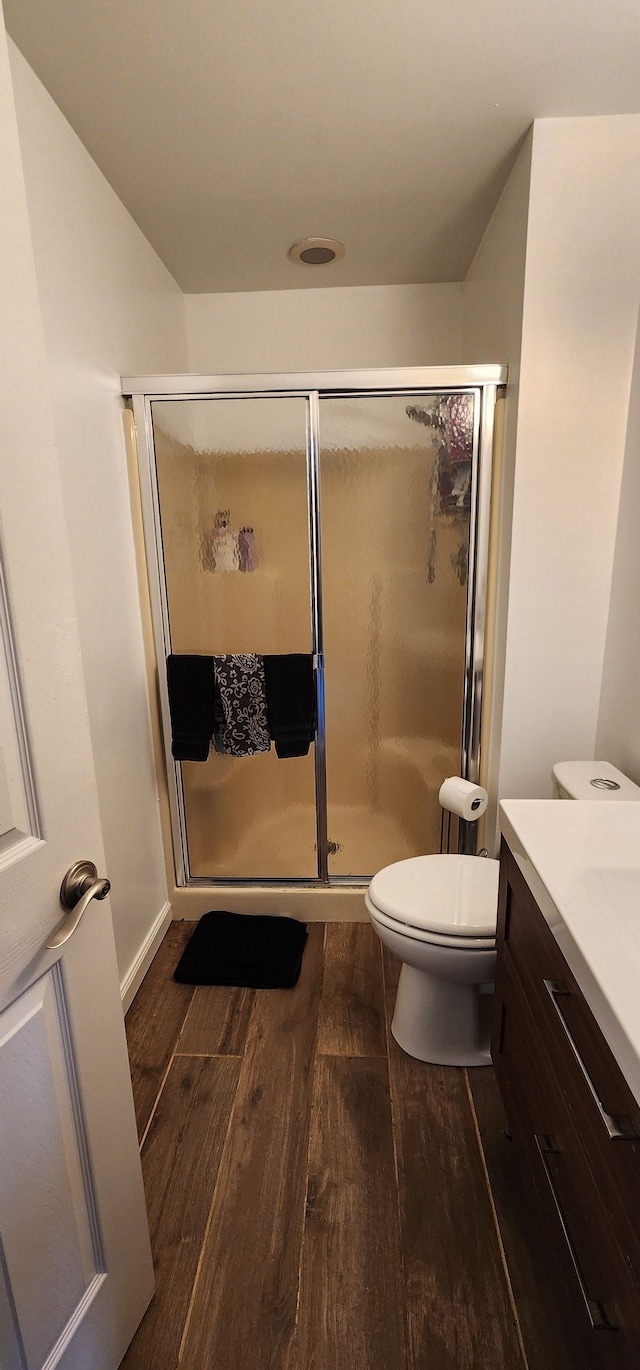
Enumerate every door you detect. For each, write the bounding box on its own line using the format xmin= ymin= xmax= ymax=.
xmin=134 ymin=375 xmax=497 ymax=887
xmin=0 ymin=25 xmax=153 ymax=1370
xmin=149 ymin=395 xmax=317 ymax=879
xmin=318 ymin=391 xmax=477 ymax=875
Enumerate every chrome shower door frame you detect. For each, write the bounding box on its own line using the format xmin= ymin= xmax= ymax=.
xmin=124 ymin=366 xmax=506 ymax=887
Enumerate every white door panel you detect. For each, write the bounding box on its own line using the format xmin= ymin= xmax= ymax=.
xmin=0 ymin=1255 xmax=24 ymax=1370
xmin=0 ymin=13 xmax=153 ymax=1369
xmin=0 ymin=971 xmax=100 ymax=1368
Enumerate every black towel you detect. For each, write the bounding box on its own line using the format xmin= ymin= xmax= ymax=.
xmin=166 ymin=654 xmax=215 ymax=761
xmin=263 ymin=654 xmax=315 ymax=758
xmin=174 ymin=910 xmax=308 ymax=988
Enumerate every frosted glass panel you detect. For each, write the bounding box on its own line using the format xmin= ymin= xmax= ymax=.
xmin=319 ymin=393 xmax=475 ymax=876
xmin=152 ymin=397 xmax=317 ymax=878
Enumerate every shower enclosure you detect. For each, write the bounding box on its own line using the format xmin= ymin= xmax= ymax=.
xmin=124 ymin=367 xmax=504 ymax=888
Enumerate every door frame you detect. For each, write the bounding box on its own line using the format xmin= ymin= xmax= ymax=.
xmin=123 ymin=366 xmax=506 ymax=887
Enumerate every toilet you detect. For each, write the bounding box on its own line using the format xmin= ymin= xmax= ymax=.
xmin=366 ymin=760 xmax=640 ymax=1067
xmin=366 ymin=854 xmax=498 ymax=1066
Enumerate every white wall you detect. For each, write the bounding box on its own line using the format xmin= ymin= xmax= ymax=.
xmin=462 ymin=132 xmax=533 ymax=842
xmin=186 ymin=282 xmax=462 ymax=372
xmin=596 ymin=310 xmax=640 ymax=778
xmin=9 ymin=43 xmax=189 ymax=994
xmin=497 ymin=116 xmax=640 ymax=801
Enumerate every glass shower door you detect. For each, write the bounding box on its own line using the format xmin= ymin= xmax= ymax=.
xmin=318 ymin=392 xmax=477 ymax=877
xmin=151 ymin=396 xmax=318 ymax=878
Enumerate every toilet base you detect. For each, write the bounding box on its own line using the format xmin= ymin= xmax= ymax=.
xmin=391 ymin=962 xmax=492 ymax=1067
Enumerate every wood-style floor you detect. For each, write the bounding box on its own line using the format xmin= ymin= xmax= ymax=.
xmin=120 ymin=921 xmax=568 ymax=1370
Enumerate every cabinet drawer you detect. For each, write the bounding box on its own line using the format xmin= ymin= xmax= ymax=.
xmin=498 ymin=842 xmax=640 ymax=1132
xmin=497 ymin=843 xmax=640 ymax=1278
xmin=494 ymin=953 xmax=640 ymax=1368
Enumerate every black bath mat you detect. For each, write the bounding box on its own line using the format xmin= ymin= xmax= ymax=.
xmin=173 ymin=910 xmax=308 ymax=989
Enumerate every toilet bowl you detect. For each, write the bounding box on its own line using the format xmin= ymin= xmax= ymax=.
xmin=368 ymin=759 xmax=640 ymax=1067
xmin=366 ymin=854 xmax=499 ymax=1066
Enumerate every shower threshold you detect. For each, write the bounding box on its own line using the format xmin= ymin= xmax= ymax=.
xmin=170 ymin=877 xmax=375 ymax=923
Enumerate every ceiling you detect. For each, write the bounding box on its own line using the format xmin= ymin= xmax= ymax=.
xmin=5 ymin=0 xmax=640 ymax=294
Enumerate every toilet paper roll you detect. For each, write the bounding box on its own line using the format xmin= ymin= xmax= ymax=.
xmin=438 ymin=776 xmax=488 ymax=821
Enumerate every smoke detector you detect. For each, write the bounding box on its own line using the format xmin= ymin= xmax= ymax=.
xmin=288 ymin=237 xmax=345 ymax=266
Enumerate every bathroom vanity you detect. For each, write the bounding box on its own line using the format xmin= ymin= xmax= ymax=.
xmin=495 ymin=801 xmax=640 ymax=1369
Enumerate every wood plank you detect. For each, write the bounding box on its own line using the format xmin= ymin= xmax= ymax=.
xmin=317 ymin=922 xmax=386 ymax=1056
xmin=176 ymin=983 xmax=255 ymax=1056
xmin=125 ymin=921 xmax=194 ymax=1140
xmin=119 ymin=1054 xmax=240 ymax=1370
xmin=468 ymin=1064 xmax=578 ymax=1370
xmin=178 ymin=924 xmax=324 ymax=1368
xmin=382 ymin=947 xmax=524 ymax=1370
xmin=287 ymin=1055 xmax=407 ymax=1370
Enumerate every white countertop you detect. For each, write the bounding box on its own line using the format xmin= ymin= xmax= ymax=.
xmin=499 ymin=800 xmax=640 ymax=1106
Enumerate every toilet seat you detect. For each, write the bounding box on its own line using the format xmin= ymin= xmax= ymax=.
xmin=365 ymin=891 xmax=494 ymax=950
xmin=367 ymin=854 xmax=499 ymax=939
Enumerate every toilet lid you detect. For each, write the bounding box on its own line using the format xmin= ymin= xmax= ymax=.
xmin=368 ymin=855 xmax=499 ymax=938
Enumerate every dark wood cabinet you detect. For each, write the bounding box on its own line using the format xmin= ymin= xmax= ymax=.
xmin=493 ymin=840 xmax=640 ymax=1368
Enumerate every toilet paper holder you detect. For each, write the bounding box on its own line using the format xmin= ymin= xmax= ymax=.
xmin=438 ymin=776 xmax=489 ymax=855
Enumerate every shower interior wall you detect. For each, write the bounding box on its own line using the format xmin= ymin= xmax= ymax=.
xmin=320 ymin=419 xmax=465 ymax=876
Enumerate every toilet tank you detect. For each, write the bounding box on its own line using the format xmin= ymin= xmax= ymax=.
xmin=552 ymin=760 xmax=640 ymax=801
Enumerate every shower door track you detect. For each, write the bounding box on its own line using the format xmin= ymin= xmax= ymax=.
xmin=123 ymin=366 xmax=506 ymax=888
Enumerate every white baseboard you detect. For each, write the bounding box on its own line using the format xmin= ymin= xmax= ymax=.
xmin=120 ymin=902 xmax=173 ymax=1013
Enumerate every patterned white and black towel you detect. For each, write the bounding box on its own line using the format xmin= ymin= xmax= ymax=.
xmin=212 ymin=654 xmax=271 ymax=757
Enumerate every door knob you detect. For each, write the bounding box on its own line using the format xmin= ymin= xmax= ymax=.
xmin=47 ymin=860 xmax=111 ymax=950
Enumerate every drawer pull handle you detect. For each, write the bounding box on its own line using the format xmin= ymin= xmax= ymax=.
xmin=543 ymin=979 xmax=638 ymax=1141
xmin=534 ymin=1134 xmax=617 ymax=1332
